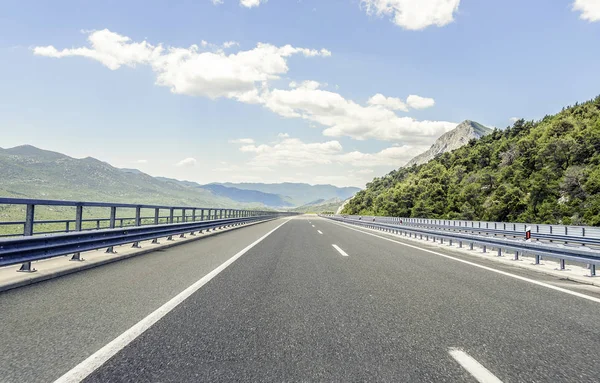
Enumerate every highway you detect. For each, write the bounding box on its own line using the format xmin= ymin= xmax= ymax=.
xmin=1 ymin=216 xmax=600 ymax=382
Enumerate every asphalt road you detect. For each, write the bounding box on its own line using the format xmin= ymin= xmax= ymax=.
xmin=2 ymin=216 xmax=600 ymax=382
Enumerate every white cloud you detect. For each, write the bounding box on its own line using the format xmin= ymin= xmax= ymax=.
xmin=239 ymin=137 xmax=343 ymax=167
xmin=338 ymin=145 xmax=428 ymax=167
xmin=261 ymin=87 xmax=455 ymax=141
xmin=367 ymin=93 xmax=408 ymax=112
xmin=134 ymin=159 xmax=148 ymax=164
xmin=223 ymin=41 xmax=239 ymax=48
xmin=211 ymin=0 xmax=223 ymax=5
xmin=229 ymin=138 xmax=255 ymax=144
xmin=240 ymin=0 xmax=267 ymax=8
xmin=277 ymin=132 xmax=290 ymax=138
xmin=33 ymin=30 xmax=454 ymax=144
xmin=406 ymin=94 xmax=435 ymax=109
xmin=573 ymin=0 xmax=600 ymax=22
xmin=34 ymin=29 xmax=331 ymax=100
xmin=361 ymin=0 xmax=460 ymax=30
xmin=33 ymin=29 xmax=163 ymax=70
xmin=232 ymin=135 xmax=426 ymax=168
xmin=175 ymin=157 xmax=198 ymax=167
xmin=509 ymin=117 xmax=520 ymax=123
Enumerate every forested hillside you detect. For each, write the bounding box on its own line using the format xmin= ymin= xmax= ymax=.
xmin=343 ymin=96 xmax=600 ymax=226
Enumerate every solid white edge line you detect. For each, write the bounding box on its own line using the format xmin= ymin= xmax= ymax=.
xmin=332 ymin=244 xmax=349 ymax=257
xmin=449 ymin=348 xmax=503 ymax=383
xmin=317 ymin=230 xmax=323 ymax=235
xmin=54 ymin=218 xmax=292 ymax=383
xmin=326 ymin=220 xmax=600 ymax=304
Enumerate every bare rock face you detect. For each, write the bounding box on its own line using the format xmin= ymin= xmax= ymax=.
xmin=405 ymin=120 xmax=492 ymax=167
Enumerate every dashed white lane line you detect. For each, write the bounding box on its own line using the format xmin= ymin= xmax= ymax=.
xmin=317 ymin=230 xmax=323 ymax=235
xmin=449 ymin=348 xmax=503 ymax=383
xmin=53 ymin=219 xmax=291 ymax=383
xmin=325 ymin=219 xmax=600 ymax=304
xmin=312 ymin=225 xmax=315 ymax=227
xmin=332 ymin=244 xmax=349 ymax=257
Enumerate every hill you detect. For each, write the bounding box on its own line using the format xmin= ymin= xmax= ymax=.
xmin=343 ymin=96 xmax=600 ymax=226
xmin=215 ymin=182 xmax=360 ymax=206
xmin=406 ymin=120 xmax=492 ymax=167
xmin=0 ymin=145 xmax=235 ymax=207
xmin=290 ymin=198 xmax=344 ymax=213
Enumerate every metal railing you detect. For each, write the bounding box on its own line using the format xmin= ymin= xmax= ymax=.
xmin=336 ymin=215 xmax=600 ymax=247
xmin=0 ymin=197 xmax=296 ymax=272
xmin=322 ymin=215 xmax=600 ymax=277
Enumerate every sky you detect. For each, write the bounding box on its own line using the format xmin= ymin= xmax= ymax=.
xmin=0 ymin=0 xmax=599 ymax=188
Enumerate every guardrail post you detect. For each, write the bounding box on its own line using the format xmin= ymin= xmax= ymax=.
xmin=167 ymin=208 xmax=175 ymax=240
xmin=513 ymin=251 xmax=519 ymax=261
xmin=469 ymin=242 xmax=474 ymax=250
xmin=132 ymin=207 xmax=142 ymax=248
xmin=179 ymin=209 xmax=187 ymax=238
xmin=558 ymin=259 xmax=566 ymax=270
xmin=18 ymin=204 xmax=37 ymax=273
xmin=152 ymin=208 xmax=161 ymax=243
xmin=497 ymin=248 xmax=502 ymax=257
xmin=200 ymin=208 xmax=205 ymax=221
xmin=590 ymin=264 xmax=596 ymax=277
xmin=106 ymin=206 xmax=117 ymax=253
xmin=534 ymin=254 xmax=541 ymax=265
xmin=449 ymin=239 xmax=453 ymax=246
xmin=71 ymin=205 xmax=84 ymax=261
xmin=482 ymin=245 xmax=486 ymax=253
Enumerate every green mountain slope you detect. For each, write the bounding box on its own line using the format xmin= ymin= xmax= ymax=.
xmin=343 ymin=96 xmax=600 ymax=226
xmin=0 ymin=145 xmax=235 ymax=207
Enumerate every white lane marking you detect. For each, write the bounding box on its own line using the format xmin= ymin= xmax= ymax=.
xmin=54 ymin=219 xmax=291 ymax=383
xmin=449 ymin=348 xmax=503 ymax=383
xmin=332 ymin=244 xmax=349 ymax=257
xmin=317 ymin=230 xmax=323 ymax=235
xmin=326 ymin=220 xmax=600 ymax=304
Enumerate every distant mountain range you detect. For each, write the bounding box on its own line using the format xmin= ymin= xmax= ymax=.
xmin=405 ymin=120 xmax=492 ymax=167
xmin=214 ymin=182 xmax=360 ymax=207
xmin=0 ymin=145 xmax=359 ymax=209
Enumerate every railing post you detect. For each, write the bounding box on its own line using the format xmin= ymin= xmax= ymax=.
xmin=201 ymin=208 xmax=205 ymax=221
xmin=167 ymin=208 xmax=174 ymax=240
xmin=152 ymin=208 xmax=161 ymax=244
xmin=70 ymin=205 xmax=84 ymax=261
xmin=106 ymin=206 xmax=117 ymax=253
xmin=18 ymin=204 xmax=37 ymax=273
xmin=132 ymin=207 xmax=142 ymax=248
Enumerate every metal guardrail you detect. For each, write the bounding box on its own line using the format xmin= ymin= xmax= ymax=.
xmin=338 ymin=215 xmax=600 ymax=247
xmin=0 ymin=197 xmax=295 ymax=272
xmin=321 ymin=215 xmax=600 ymax=277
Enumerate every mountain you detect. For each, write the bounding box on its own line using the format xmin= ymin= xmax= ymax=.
xmin=290 ymin=198 xmax=344 ymax=213
xmin=215 ymin=182 xmax=361 ymax=206
xmin=343 ymin=96 xmax=600 ymax=226
xmin=0 ymin=145 xmax=236 ymax=207
xmin=405 ymin=120 xmax=492 ymax=167
xmin=200 ymin=184 xmax=294 ymax=207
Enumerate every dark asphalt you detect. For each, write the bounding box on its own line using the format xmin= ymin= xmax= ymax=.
xmin=74 ymin=216 xmax=600 ymax=383
xmin=0 ymin=218 xmax=287 ymax=383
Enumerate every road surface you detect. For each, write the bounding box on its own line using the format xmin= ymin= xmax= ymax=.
xmin=1 ymin=216 xmax=599 ymax=382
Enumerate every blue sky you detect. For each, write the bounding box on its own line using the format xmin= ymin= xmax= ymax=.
xmin=1 ymin=0 xmax=599 ymax=187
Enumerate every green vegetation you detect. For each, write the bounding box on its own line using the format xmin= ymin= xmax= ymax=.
xmin=290 ymin=198 xmax=345 ymax=214
xmin=343 ymin=96 xmax=600 ymax=226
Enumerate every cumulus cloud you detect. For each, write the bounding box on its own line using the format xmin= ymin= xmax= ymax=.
xmin=261 ymin=87 xmax=455 ymax=141
xmin=509 ymin=117 xmax=520 ymax=123
xmin=176 ymin=158 xmax=198 ymax=167
xmin=211 ymin=0 xmax=223 ymax=5
xmin=34 ymin=29 xmax=331 ymax=100
xmin=277 ymin=132 xmax=290 ymax=138
xmin=229 ymin=138 xmax=255 ymax=144
xmin=232 ymin=135 xmax=428 ymax=168
xmin=240 ymin=0 xmax=267 ymax=8
xmin=367 ymin=93 xmax=408 ymax=112
xmin=361 ymin=0 xmax=461 ymax=30
xmin=406 ymin=94 xmax=435 ymax=109
xmin=33 ymin=29 xmax=454 ymax=143
xmin=223 ymin=41 xmax=239 ymax=48
xmin=573 ymin=0 xmax=600 ymax=22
